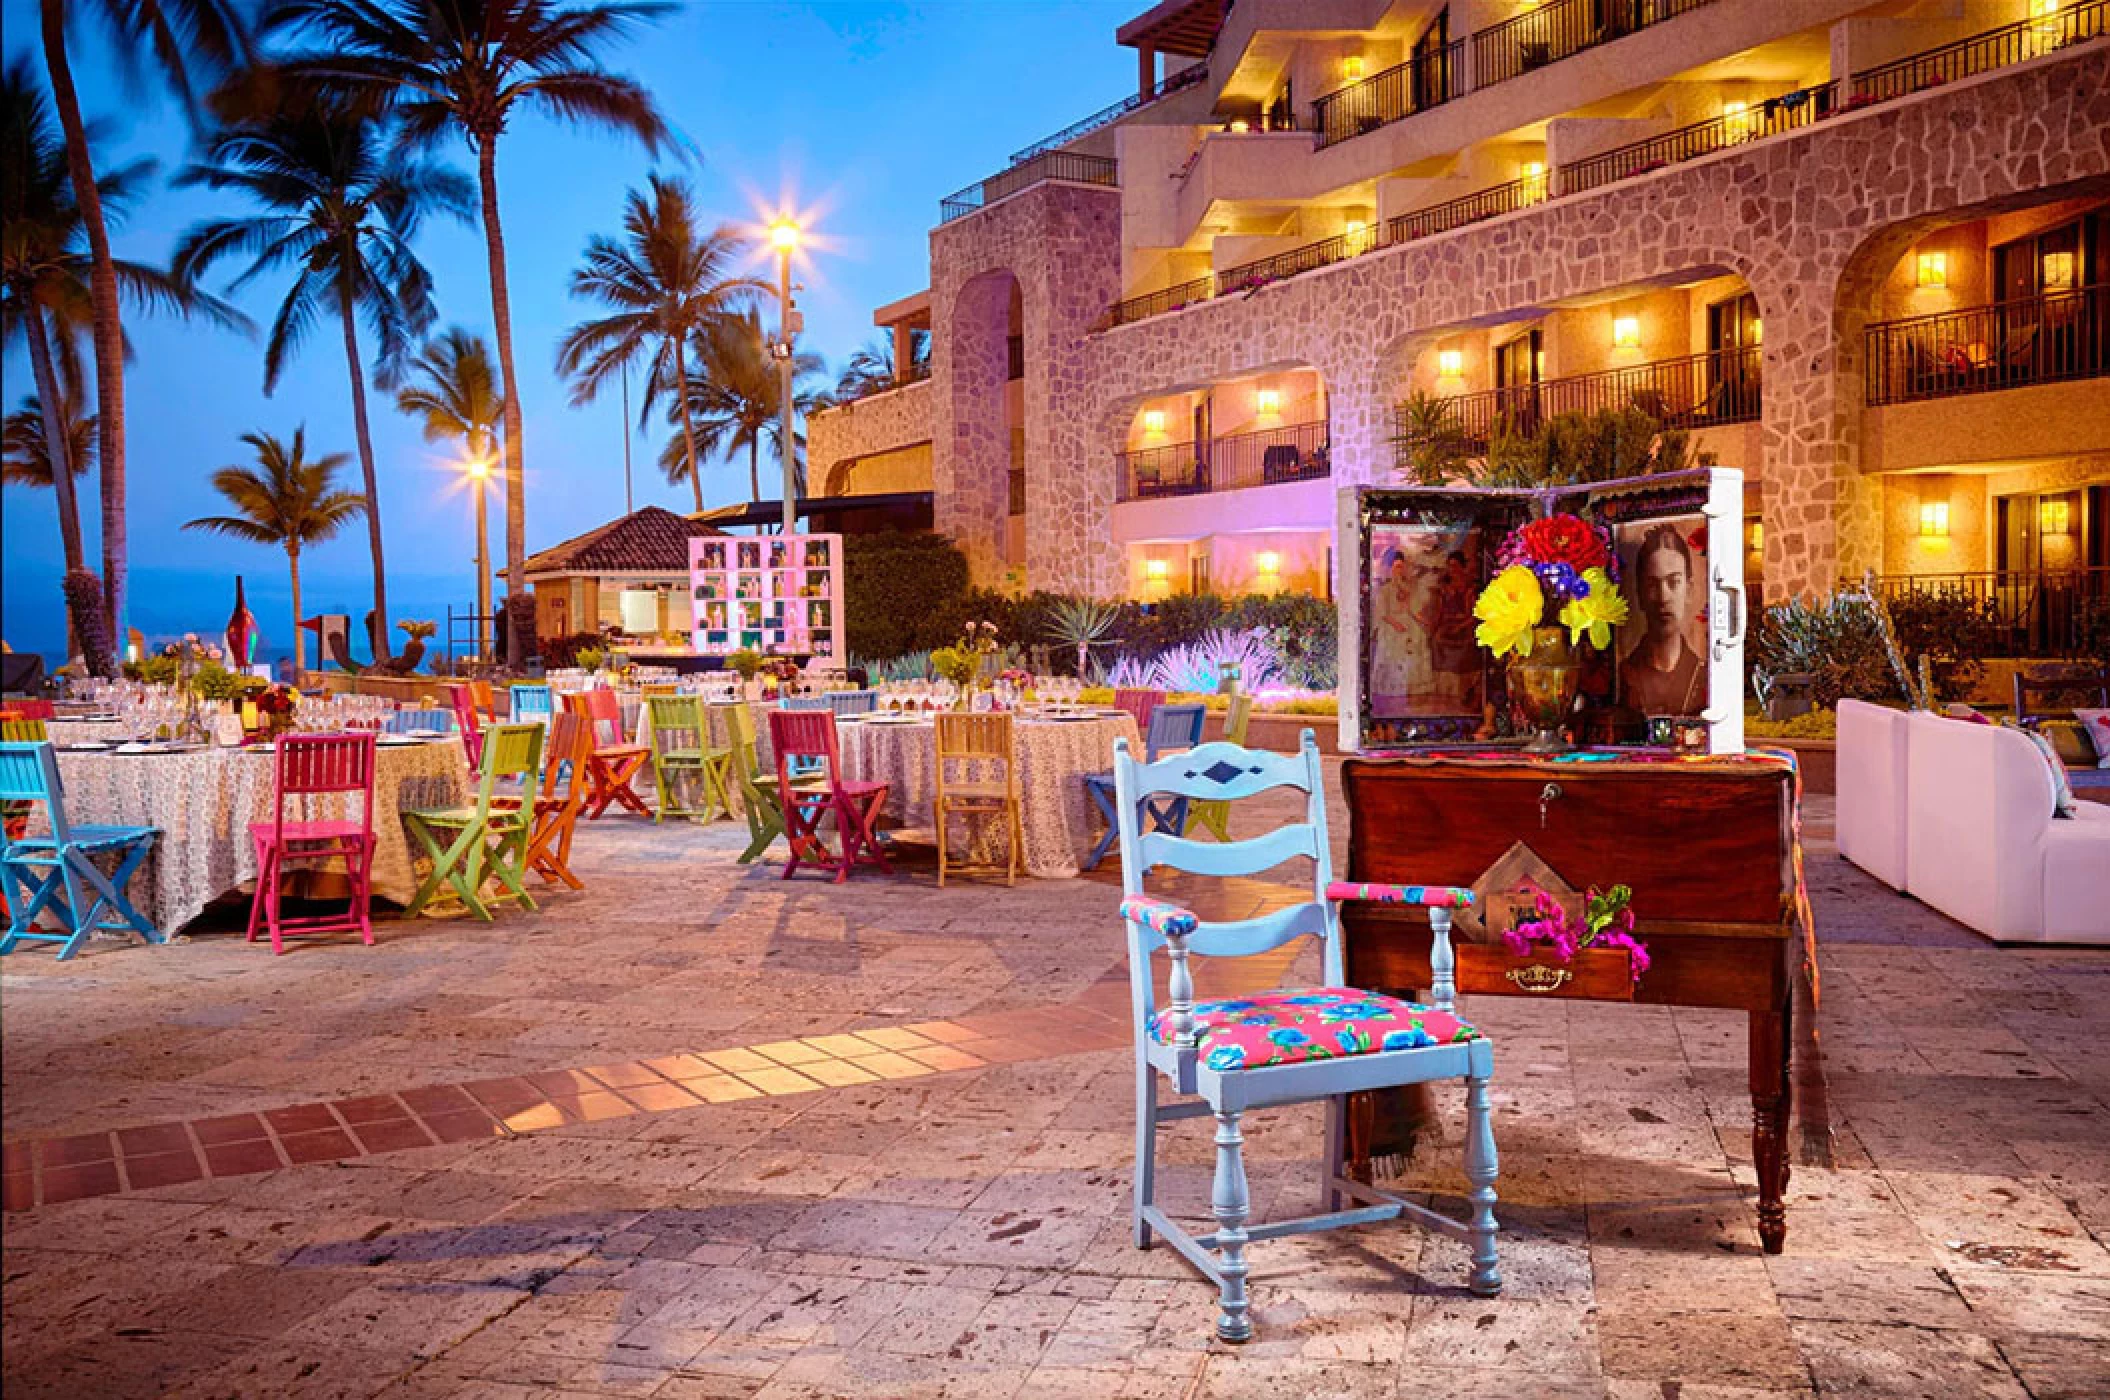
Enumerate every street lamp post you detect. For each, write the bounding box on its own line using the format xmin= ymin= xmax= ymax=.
xmin=770 ymin=219 xmax=801 ymax=536
xmin=468 ymin=452 xmax=492 ymax=659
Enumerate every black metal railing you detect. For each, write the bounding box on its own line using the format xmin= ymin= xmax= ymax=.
xmin=1865 ymin=285 xmax=2110 ymax=406
xmin=939 ymin=151 xmax=1118 ymax=224
xmin=1217 ymin=223 xmax=1393 ymax=293
xmin=1388 ymin=176 xmax=1544 ymax=242
xmin=1848 ymin=0 xmax=2106 ymax=106
xmin=1116 ymin=420 xmax=1330 ymax=502
xmin=1558 ymin=81 xmax=1837 ymax=197
xmin=1104 ymin=273 xmax=1218 ymax=329
xmin=1311 ymin=39 xmax=1463 ymax=148
xmin=827 ymin=360 xmax=930 ymax=408
xmin=1473 ymin=0 xmax=1716 ymax=89
xmin=1007 ymin=63 xmax=1209 ymax=166
xmin=1869 ymin=568 xmax=2110 ymax=660
xmin=1399 ymin=347 xmax=1762 ymax=454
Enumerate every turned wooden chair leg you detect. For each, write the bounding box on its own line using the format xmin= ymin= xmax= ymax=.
xmin=1211 ymin=1109 xmax=1253 ymax=1344
xmin=1465 ymin=1073 xmax=1503 ymax=1297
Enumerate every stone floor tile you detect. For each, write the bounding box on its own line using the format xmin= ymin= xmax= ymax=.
xmin=1401 ymin=1298 xmax=1600 ymax=1376
xmin=1597 ymin=1310 xmax=1807 ymax=1388
xmin=1787 ymin=1320 xmax=2028 ymax=1398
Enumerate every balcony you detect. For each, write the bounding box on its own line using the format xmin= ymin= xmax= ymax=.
xmin=1115 ymin=420 xmax=1329 ymax=502
xmin=1007 ymin=64 xmax=1208 ymax=166
xmin=1865 ymin=286 xmax=2109 ymax=408
xmin=1310 ymin=40 xmax=1463 ymax=149
xmin=1398 ymin=347 xmax=1762 ymax=457
xmin=1869 ymin=568 xmax=2110 ymax=660
xmin=832 ymin=361 xmax=931 ymax=407
xmin=940 ymin=152 xmax=1118 ymax=225
xmin=1848 ymin=0 xmax=2105 ymax=106
xmin=1557 ymin=82 xmax=1836 ymax=198
xmin=1471 ymin=0 xmax=1717 ymax=90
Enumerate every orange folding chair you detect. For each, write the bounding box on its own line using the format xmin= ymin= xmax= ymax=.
xmin=497 ymin=709 xmax=590 ymax=889
xmin=561 ymin=688 xmax=651 ymax=818
xmin=769 ymin=709 xmax=891 ymax=882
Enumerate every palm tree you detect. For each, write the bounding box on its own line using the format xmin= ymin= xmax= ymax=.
xmin=395 ymin=325 xmax=504 ymax=463
xmin=183 ymin=428 xmax=367 ymax=675
xmin=556 ymin=175 xmax=763 ymax=513
xmin=267 ymin=0 xmax=675 ymax=661
xmin=657 ymin=308 xmax=825 ymax=507
xmin=36 ymin=0 xmax=253 ymax=640
xmin=3 ymin=55 xmax=244 ymax=661
xmin=2 ymin=392 xmax=96 ymax=537
xmin=831 ymin=330 xmax=929 ymax=401
xmin=175 ymin=98 xmax=472 ymax=659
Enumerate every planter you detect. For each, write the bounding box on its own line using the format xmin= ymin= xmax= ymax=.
xmin=1769 ymin=737 xmax=1835 ymax=796
xmin=1457 ymin=943 xmax=1635 ymax=1001
xmin=1202 ymin=709 xmax=1341 ymax=755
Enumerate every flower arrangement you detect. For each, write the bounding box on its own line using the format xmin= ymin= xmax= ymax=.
xmin=1502 ymin=882 xmax=1650 ymax=984
xmin=928 ymin=646 xmax=978 ymax=688
xmin=761 ymin=657 xmax=801 ymax=683
xmin=725 ymin=648 xmax=763 ymax=681
xmin=1473 ymin=513 xmax=1630 ymax=658
xmin=996 ymin=667 xmax=1033 ymax=690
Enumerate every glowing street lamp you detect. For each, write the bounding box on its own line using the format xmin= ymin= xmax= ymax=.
xmin=466 ymin=452 xmax=493 ymax=658
xmin=769 ymin=218 xmax=803 ymax=536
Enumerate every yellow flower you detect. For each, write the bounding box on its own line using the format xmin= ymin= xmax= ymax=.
xmin=1558 ymin=568 xmax=1630 ymax=650
xmin=1474 ymin=565 xmax=1545 ymax=658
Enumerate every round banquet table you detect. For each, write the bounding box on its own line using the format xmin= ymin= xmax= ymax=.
xmin=40 ymin=737 xmax=471 ymax=935
xmin=46 ymin=717 xmax=135 ymax=744
xmin=831 ymin=711 xmax=1140 ymax=879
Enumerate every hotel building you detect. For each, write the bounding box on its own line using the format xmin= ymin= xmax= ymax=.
xmin=806 ymin=0 xmax=2110 ymax=648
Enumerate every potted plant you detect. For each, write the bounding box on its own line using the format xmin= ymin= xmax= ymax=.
xmin=1472 ymin=514 xmax=1629 ymax=751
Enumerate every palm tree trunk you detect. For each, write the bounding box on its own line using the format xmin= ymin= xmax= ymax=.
xmin=475 ymin=139 xmax=528 ymax=660
xmin=40 ymin=0 xmax=126 ymax=642
xmin=287 ymin=545 xmax=304 ymax=676
xmin=338 ymin=272 xmax=390 ymax=658
xmin=24 ymin=310 xmax=85 ymax=574
xmin=674 ymin=347 xmax=702 ymax=514
xmin=748 ymin=437 xmax=760 ymax=507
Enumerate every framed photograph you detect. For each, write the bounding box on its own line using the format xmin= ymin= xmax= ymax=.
xmin=1612 ymin=514 xmax=1711 ymax=718
xmin=1364 ymin=523 xmax=1485 ymax=720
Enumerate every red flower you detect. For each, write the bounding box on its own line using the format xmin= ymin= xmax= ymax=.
xmin=1518 ymin=514 xmax=1609 ymax=572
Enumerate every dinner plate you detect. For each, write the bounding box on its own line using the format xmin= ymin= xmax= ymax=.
xmin=61 ymin=741 xmax=113 ymax=752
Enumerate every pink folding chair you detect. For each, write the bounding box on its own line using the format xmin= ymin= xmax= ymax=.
xmin=445 ymin=683 xmax=485 ymax=768
xmin=247 ymin=731 xmax=378 ymax=954
xmin=769 ymin=709 xmax=891 ymax=882
xmin=1115 ymin=687 xmax=1165 ymax=732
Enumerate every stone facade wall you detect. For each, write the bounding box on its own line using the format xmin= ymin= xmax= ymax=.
xmin=807 ymin=378 xmax=934 ymax=497
xmin=923 ymin=45 xmax=2110 ymax=599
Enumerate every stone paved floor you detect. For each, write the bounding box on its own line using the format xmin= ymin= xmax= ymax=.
xmin=4 ymin=772 xmax=2108 ymax=1399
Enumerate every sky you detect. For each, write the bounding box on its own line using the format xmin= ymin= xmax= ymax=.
xmin=1 ymin=0 xmax=1142 ymax=663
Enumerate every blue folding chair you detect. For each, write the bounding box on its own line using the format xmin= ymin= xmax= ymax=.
xmin=386 ymin=707 xmax=456 ymax=734
xmin=1082 ymin=702 xmax=1205 ymax=870
xmin=0 ymin=741 xmax=165 ymax=960
xmin=824 ymin=690 xmax=879 ymax=717
xmin=510 ymin=683 xmax=555 ymax=724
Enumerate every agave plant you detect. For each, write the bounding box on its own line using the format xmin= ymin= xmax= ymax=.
xmin=1149 ymin=628 xmax=1283 ymax=694
xmin=1105 ymin=652 xmax=1156 ymax=689
xmin=1043 ymin=597 xmax=1121 ymax=677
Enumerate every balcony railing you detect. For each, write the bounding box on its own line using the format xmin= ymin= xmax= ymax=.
xmin=1398 ymin=347 xmax=1762 ymax=456
xmin=1104 ymin=273 xmax=1218 ymax=329
xmin=1865 ymin=285 xmax=2110 ymax=407
xmin=1115 ymin=420 xmax=1330 ymax=502
xmin=1388 ymin=176 xmax=1545 ymax=242
xmin=1472 ymin=0 xmax=1716 ymax=90
xmin=1217 ymin=224 xmax=1395 ymax=293
xmin=1869 ymin=568 xmax=2110 ymax=660
xmin=831 ymin=361 xmax=931 ymax=407
xmin=1849 ymin=0 xmax=2106 ymax=105
xmin=1007 ymin=63 xmax=1209 ymax=166
xmin=940 ymin=152 xmax=1117 ymax=224
xmin=1311 ymin=39 xmax=1464 ymax=148
xmin=1558 ymin=82 xmax=1837 ymax=198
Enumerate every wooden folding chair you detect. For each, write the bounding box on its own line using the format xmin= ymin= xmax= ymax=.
xmin=0 ymin=719 xmax=50 ymax=742
xmin=1115 ymin=687 xmax=1165 ymax=732
xmin=769 ymin=709 xmax=891 ymax=882
xmin=715 ymin=701 xmax=799 ymax=863
xmin=444 ymin=683 xmax=485 ymax=767
xmin=509 ymin=683 xmax=554 ymax=724
xmin=1084 ymin=702 xmax=1207 ymax=870
xmin=403 ymin=723 xmax=544 ymax=920
xmin=247 ymin=731 xmax=378 ymax=954
xmin=501 ymin=709 xmax=589 ymax=890
xmin=1189 ymin=693 xmax=1255 ymax=843
xmin=935 ymin=712 xmax=1022 ymax=887
xmin=561 ymin=688 xmax=651 ymax=819
xmin=646 ymin=694 xmax=734 ymax=822
xmin=0 ymin=740 xmax=164 ymax=959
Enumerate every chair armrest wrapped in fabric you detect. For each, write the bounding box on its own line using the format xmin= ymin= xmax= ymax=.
xmin=1121 ymin=895 xmax=1201 ymax=1059
xmin=1119 ymin=895 xmax=1199 ymax=937
xmin=1325 ymin=881 xmax=1474 ymax=909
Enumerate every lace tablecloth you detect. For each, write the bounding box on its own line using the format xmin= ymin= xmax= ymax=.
xmin=46 ymin=718 xmax=134 ymax=744
xmin=44 ymin=739 xmax=471 ymax=933
xmin=834 ymin=713 xmax=1139 ymax=878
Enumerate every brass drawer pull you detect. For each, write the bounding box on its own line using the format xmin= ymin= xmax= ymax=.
xmin=1507 ymin=964 xmax=1574 ymax=993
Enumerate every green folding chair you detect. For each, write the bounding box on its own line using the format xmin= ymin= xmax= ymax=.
xmin=1189 ymin=693 xmax=1255 ymax=843
xmin=404 ymin=722 xmax=544 ymax=921
xmin=714 ymin=700 xmax=816 ymax=865
xmin=647 ymin=694 xmax=734 ymax=822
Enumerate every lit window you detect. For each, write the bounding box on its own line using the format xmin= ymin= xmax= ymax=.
xmin=1146 ymin=558 xmax=1169 ymax=579
xmin=2040 ymin=498 xmax=2072 ymax=535
xmin=2042 ymin=250 xmax=2077 ymax=289
xmin=1142 ymin=409 xmax=1166 ymax=435
xmin=1519 ymin=160 xmax=1548 ymax=204
xmin=1722 ymin=99 xmax=1753 ymax=138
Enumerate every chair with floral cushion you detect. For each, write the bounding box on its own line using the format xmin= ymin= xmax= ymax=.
xmin=1113 ymin=729 xmax=1498 ymax=1343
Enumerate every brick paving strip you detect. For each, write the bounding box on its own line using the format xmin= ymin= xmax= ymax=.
xmin=1 ymin=1003 xmax=1136 ymax=1212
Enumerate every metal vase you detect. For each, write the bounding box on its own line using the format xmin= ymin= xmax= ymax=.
xmin=1508 ymin=625 xmax=1580 ymax=754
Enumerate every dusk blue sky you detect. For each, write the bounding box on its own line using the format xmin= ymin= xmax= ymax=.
xmin=2 ymin=0 xmax=1140 ymax=662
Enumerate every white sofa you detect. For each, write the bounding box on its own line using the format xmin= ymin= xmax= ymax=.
xmin=1836 ymin=699 xmax=2110 ymax=944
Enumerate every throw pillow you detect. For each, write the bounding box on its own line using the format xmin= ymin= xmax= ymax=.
xmin=1943 ymin=702 xmax=1995 ymax=725
xmin=2005 ymin=720 xmax=2078 ymax=819
xmin=2075 ymin=708 xmax=2110 ymax=770
xmin=2035 ymin=719 xmax=2096 ymax=768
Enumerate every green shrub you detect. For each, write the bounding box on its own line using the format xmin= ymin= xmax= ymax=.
xmin=844 ymin=531 xmax=972 ymax=662
xmin=1750 ymin=592 xmax=1901 ymax=708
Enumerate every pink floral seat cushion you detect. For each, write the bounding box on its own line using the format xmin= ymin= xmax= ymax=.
xmin=1149 ymin=987 xmax=1481 ymax=1073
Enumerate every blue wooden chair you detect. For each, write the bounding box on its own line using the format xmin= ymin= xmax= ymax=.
xmin=779 ymin=694 xmax=832 ymax=711
xmin=509 ymin=683 xmax=554 ymax=724
xmin=386 ymin=707 xmax=455 ymax=734
xmin=1082 ymin=701 xmax=1205 ymax=870
xmin=824 ymin=689 xmax=879 ymax=717
xmin=0 ymin=741 xmax=165 ymax=960
xmin=1113 ymin=730 xmax=1498 ymax=1343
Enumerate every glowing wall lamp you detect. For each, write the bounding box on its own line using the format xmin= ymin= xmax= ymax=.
xmin=1343 ymin=54 xmax=1366 ymax=80
xmin=1255 ymin=388 xmax=1282 ymax=416
xmin=1437 ymin=348 xmax=1464 ymax=378
xmin=2040 ymin=498 xmax=2072 ymax=535
xmin=1748 ymin=519 xmax=1764 ymax=553
xmin=1612 ymin=314 xmax=1641 ymax=349
xmin=1519 ymin=160 xmax=1547 ymax=203
xmin=1142 ymin=409 xmax=1166 ymax=435
xmin=2042 ymin=250 xmax=2077 ymax=289
xmin=1145 ymin=558 xmax=1169 ymax=580
xmin=1919 ymin=500 xmax=1950 ymax=539
xmin=1915 ymin=251 xmax=1948 ymax=288
xmin=1722 ymin=99 xmax=1753 ymax=138
xmin=1254 ymin=549 xmax=1282 ymax=596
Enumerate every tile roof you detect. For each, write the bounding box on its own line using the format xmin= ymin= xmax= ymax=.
xmin=517 ymin=506 xmax=722 ymax=578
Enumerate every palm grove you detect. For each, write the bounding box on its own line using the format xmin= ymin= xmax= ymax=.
xmin=3 ymin=0 xmax=886 ymax=675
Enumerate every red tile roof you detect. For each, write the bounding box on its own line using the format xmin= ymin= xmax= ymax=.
xmin=516 ymin=506 xmax=722 ymax=579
